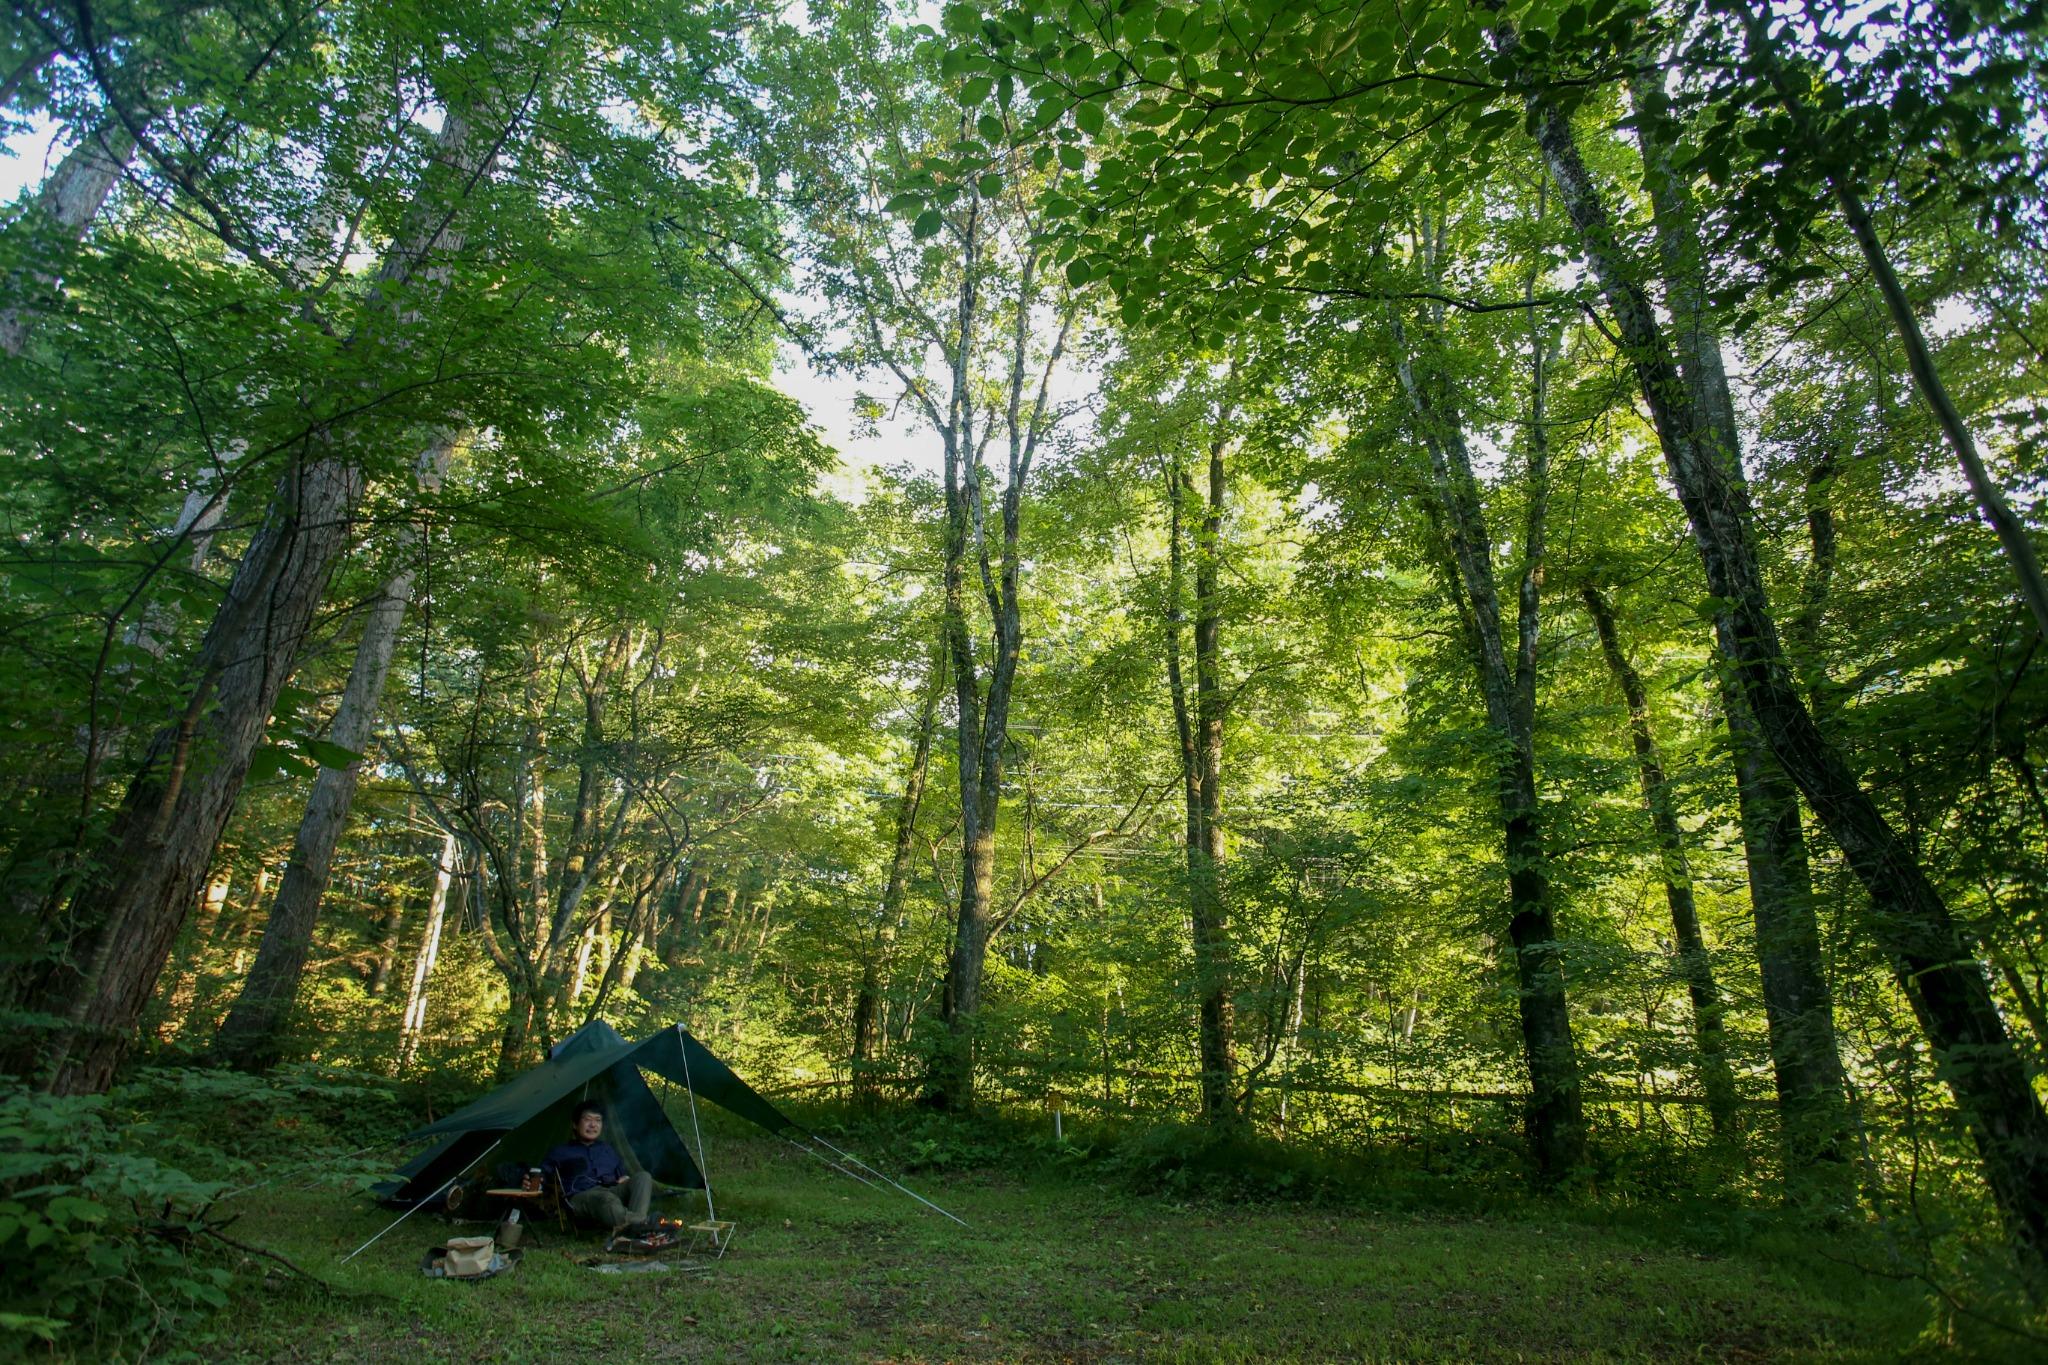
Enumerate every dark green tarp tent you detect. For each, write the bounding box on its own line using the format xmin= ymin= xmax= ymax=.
xmin=372 ymin=1020 xmax=795 ymax=1207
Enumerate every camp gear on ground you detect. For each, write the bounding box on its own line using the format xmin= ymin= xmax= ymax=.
xmin=421 ymin=1237 xmax=519 ymax=1280
xmin=687 ymin=1218 xmax=736 ymax=1260
xmin=587 ymin=1257 xmax=710 ymax=1275
xmin=607 ymin=1223 xmax=680 ymax=1255
xmin=445 ymin=1236 xmax=494 ymax=1275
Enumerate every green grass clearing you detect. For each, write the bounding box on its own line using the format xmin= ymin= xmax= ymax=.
xmin=186 ymin=1134 xmax=1987 ymax=1363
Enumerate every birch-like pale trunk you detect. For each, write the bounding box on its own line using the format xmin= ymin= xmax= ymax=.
xmin=0 ymin=119 xmax=135 ymax=355
xmin=396 ymin=830 xmax=458 ymax=1072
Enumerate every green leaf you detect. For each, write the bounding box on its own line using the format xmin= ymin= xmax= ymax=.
xmin=882 ymin=192 xmax=924 ymax=216
xmin=1066 ymin=258 xmax=1091 ymax=286
xmin=960 ymin=76 xmax=995 ymax=106
xmin=1058 ymin=144 xmax=1086 ymax=171
xmin=978 ymin=173 xmax=1005 ymax=198
xmin=912 ymin=210 xmax=944 ymax=239
xmin=1075 ymin=102 xmax=1105 ymax=138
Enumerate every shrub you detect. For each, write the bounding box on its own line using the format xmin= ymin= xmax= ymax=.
xmin=0 ymin=1083 xmax=229 ymax=1358
xmin=0 ymin=1064 xmax=412 ymax=1359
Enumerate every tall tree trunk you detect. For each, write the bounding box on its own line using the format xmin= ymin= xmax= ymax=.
xmin=210 ymin=437 xmax=455 ymax=1072
xmin=1582 ymin=584 xmax=1740 ymax=1132
xmin=856 ymin=646 xmax=943 ymax=1101
xmin=366 ymin=902 xmax=402 ymax=997
xmin=14 ymin=451 xmax=364 ymax=1094
xmin=1512 ymin=42 xmax=2048 ymax=1274
xmin=566 ymin=924 xmax=595 ymax=1012
xmin=1164 ymin=424 xmax=1238 ymax=1128
xmin=9 ymin=94 xmax=523 ymax=1095
xmin=1391 ymin=281 xmax=1585 ymax=1179
xmin=396 ymin=830 xmax=458 ymax=1072
xmin=619 ymin=902 xmax=655 ymax=992
xmin=1632 ymin=63 xmax=1853 ymax=1177
xmin=930 ymin=204 xmax=1072 ymax=1112
xmin=155 ymin=868 xmax=234 ymax=1042
xmin=498 ymin=985 xmax=535 ymax=1080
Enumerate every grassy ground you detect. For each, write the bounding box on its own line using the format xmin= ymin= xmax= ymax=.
xmin=188 ymin=1132 xmax=1988 ymax=1364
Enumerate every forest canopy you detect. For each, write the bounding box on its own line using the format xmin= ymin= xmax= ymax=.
xmin=4 ymin=0 xmax=2048 ymax=1347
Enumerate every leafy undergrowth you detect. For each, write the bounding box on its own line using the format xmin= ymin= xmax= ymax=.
xmin=0 ymin=1065 xmax=412 ymax=1359
xmin=171 ymin=1129 xmax=2031 ymax=1364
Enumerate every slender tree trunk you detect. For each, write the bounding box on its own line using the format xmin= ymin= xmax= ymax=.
xmin=396 ymin=830 xmax=458 ymax=1072
xmin=1192 ymin=425 xmax=1235 ymax=1127
xmin=1391 ymin=277 xmax=1585 ymax=1179
xmin=566 ymin=924 xmax=595 ymax=1011
xmin=620 ymin=904 xmax=654 ymax=992
xmin=498 ymin=985 xmax=535 ymax=1079
xmin=366 ymin=902 xmax=402 ymax=998
xmin=156 ymin=869 xmax=234 ymax=1042
xmin=1582 ymin=584 xmax=1740 ymax=1132
xmin=210 ymin=438 xmax=454 ymax=1071
xmin=1165 ymin=429 xmax=1239 ymax=1128
xmin=677 ymin=869 xmax=708 ymax=953
xmin=1514 ymin=45 xmax=2048 ymax=1274
xmin=856 ymin=647 xmax=943 ymax=1101
xmin=1632 ymin=64 xmax=1853 ymax=1176
xmin=1988 ymin=939 xmax=2048 ymax=1062
xmin=924 ymin=197 xmax=1073 ymax=1111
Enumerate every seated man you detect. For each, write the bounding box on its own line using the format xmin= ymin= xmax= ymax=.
xmin=543 ymin=1101 xmax=654 ymax=1238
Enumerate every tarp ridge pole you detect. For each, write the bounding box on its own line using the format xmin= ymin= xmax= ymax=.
xmin=808 ymin=1133 xmax=969 ymax=1228
xmin=341 ymin=1135 xmax=504 ymax=1265
xmin=678 ymin=1023 xmax=714 ymax=1224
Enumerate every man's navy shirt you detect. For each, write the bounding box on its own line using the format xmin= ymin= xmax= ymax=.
xmin=543 ymin=1138 xmax=626 ymax=1195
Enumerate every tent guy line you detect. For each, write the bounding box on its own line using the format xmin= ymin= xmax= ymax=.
xmin=342 ymin=1136 xmax=504 ymax=1265
xmin=808 ymin=1133 xmax=970 ymax=1228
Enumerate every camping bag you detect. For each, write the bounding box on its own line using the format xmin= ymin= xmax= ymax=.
xmin=445 ymin=1236 xmax=495 ymax=1277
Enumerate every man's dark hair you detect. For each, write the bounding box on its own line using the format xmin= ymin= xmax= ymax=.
xmin=572 ymin=1100 xmax=604 ymax=1123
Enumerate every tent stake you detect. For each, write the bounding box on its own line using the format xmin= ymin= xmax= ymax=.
xmin=340 ymin=1136 xmax=503 ymax=1265
xmin=808 ymin=1134 xmax=969 ymax=1227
